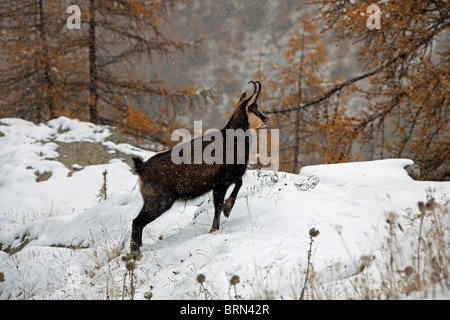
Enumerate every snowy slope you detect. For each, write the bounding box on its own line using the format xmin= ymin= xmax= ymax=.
xmin=0 ymin=117 xmax=448 ymax=300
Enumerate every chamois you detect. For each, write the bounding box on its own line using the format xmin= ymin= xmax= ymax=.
xmin=130 ymin=81 xmax=268 ymax=252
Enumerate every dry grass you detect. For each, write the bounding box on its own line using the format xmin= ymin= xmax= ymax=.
xmin=300 ymin=194 xmax=449 ymax=300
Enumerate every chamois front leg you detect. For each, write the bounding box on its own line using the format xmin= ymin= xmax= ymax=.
xmin=222 ymin=177 xmax=243 ymax=218
xmin=209 ymin=186 xmax=228 ymax=233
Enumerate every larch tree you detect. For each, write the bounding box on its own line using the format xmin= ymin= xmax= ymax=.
xmin=78 ymin=0 xmax=213 ymax=146
xmin=264 ymin=17 xmax=354 ymax=173
xmin=312 ymin=0 xmax=450 ymax=180
xmin=0 ymin=0 xmax=73 ymax=122
xmin=267 ymin=1 xmax=449 ymax=180
xmin=0 ymin=0 xmax=211 ymax=147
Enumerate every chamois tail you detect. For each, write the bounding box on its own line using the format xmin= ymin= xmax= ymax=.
xmin=132 ymin=157 xmax=144 ymax=174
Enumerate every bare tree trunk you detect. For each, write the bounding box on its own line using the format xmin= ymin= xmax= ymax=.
xmin=37 ymin=0 xmax=55 ymax=119
xmin=293 ymin=35 xmax=304 ymax=173
xmin=88 ymin=0 xmax=99 ymax=123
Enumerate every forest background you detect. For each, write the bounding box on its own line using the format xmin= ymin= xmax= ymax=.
xmin=0 ymin=0 xmax=448 ymax=180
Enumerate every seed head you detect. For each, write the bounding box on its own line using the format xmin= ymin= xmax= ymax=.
xmin=196 ymin=273 xmax=206 ymax=284
xmin=125 ymin=261 xmax=136 ymax=271
xmin=144 ymin=292 xmax=153 ymax=300
xmin=425 ymin=198 xmax=435 ymax=210
xmin=404 ymin=266 xmax=414 ymax=277
xmin=230 ymin=275 xmax=240 ymax=286
xmin=122 ymin=254 xmax=133 ymax=262
xmin=309 ymin=228 xmax=320 ymax=238
xmin=418 ymin=201 xmax=425 ymax=214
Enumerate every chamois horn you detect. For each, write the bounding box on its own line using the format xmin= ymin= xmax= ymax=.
xmin=247 ymin=81 xmax=262 ymax=105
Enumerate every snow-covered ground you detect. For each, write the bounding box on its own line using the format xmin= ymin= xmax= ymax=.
xmin=0 ymin=117 xmax=448 ymax=300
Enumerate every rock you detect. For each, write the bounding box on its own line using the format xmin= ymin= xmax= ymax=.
xmin=405 ymin=163 xmax=420 ymax=180
xmin=54 ymin=141 xmax=136 ymax=173
xmin=35 ymin=171 xmax=52 ymax=182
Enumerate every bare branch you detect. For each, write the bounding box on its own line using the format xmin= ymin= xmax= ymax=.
xmin=265 ymin=70 xmax=378 ymax=114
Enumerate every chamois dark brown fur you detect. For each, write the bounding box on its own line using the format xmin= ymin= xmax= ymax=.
xmin=130 ymin=81 xmax=268 ymax=252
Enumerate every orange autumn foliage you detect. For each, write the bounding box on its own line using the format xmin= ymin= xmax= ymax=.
xmin=258 ymin=17 xmax=356 ymax=173
xmin=309 ymin=0 xmax=449 ymax=180
xmin=261 ymin=2 xmax=448 ymax=180
xmin=0 ymin=0 xmax=210 ymax=148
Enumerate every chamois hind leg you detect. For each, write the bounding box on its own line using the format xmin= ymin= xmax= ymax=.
xmin=222 ymin=177 xmax=243 ymax=218
xmin=131 ymin=193 xmax=175 ymax=252
xmin=209 ymin=186 xmax=229 ymax=233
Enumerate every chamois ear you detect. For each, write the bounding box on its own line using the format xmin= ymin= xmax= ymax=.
xmin=238 ymin=92 xmax=247 ymax=103
xmin=246 ymin=81 xmax=259 ymax=106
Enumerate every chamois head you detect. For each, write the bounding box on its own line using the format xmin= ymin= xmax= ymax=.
xmin=237 ymin=81 xmax=268 ymax=129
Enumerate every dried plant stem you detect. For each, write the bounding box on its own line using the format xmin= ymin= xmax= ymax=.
xmin=300 ymin=236 xmax=314 ymax=300
xmin=417 ymin=212 xmax=425 ymax=275
xmin=96 ymin=170 xmax=108 ymax=202
xmin=200 ymin=283 xmax=210 ymax=300
xmin=121 ymin=251 xmax=141 ymax=300
xmin=122 ymin=271 xmax=127 ymax=300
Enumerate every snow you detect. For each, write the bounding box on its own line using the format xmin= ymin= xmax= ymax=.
xmin=0 ymin=117 xmax=448 ymax=300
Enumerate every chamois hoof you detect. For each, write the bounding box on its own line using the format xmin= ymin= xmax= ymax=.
xmin=222 ymin=198 xmax=234 ymax=218
xmin=209 ymin=227 xmax=218 ymax=233
xmin=130 ymin=241 xmax=141 ymax=253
